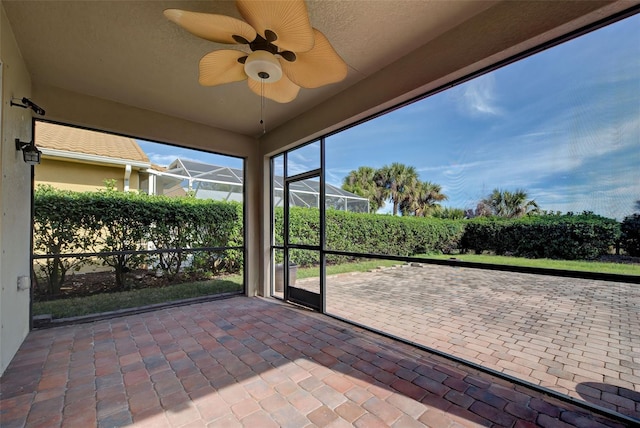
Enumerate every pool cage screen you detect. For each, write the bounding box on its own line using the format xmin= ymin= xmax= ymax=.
xmin=158 ymin=159 xmax=369 ymax=213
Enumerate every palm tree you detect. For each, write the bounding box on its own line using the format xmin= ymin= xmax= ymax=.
xmin=478 ymin=188 xmax=539 ymax=218
xmin=342 ymin=166 xmax=385 ymax=212
xmin=400 ymin=181 xmax=448 ymax=217
xmin=504 ymin=189 xmax=539 ymax=217
xmin=433 ymin=207 xmax=467 ymax=220
xmin=375 ymin=163 xmax=418 ymax=216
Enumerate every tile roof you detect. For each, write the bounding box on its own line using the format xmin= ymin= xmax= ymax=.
xmin=150 ymin=163 xmax=167 ymax=172
xmin=35 ymin=121 xmax=149 ymax=163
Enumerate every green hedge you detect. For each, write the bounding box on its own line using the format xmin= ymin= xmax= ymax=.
xmin=460 ymin=214 xmax=620 ymax=260
xmin=621 ymin=213 xmax=640 ymax=256
xmin=275 ymin=208 xmax=621 ymax=266
xmin=36 ymin=186 xmax=624 ymax=292
xmin=34 ymin=186 xmax=242 ymax=294
xmin=275 ymin=207 xmax=466 ymax=266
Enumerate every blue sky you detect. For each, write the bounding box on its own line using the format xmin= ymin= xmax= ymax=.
xmin=137 ymin=141 xmax=244 ymax=170
xmin=140 ymin=14 xmax=639 ymax=220
xmin=323 ymin=13 xmax=639 ymax=219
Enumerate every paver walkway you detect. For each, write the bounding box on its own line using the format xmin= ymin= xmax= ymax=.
xmin=0 ymin=297 xmax=633 ymax=427
xmin=309 ymin=263 xmax=640 ymax=420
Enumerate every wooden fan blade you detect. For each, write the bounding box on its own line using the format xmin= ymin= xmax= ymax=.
xmin=247 ymin=74 xmax=300 ymax=103
xmin=164 ymin=9 xmax=256 ymax=44
xmin=236 ymin=0 xmax=314 ymax=52
xmin=199 ymin=50 xmax=248 ymax=86
xmin=280 ymin=29 xmax=348 ymax=88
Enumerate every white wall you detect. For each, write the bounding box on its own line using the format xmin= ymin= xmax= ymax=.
xmin=0 ymin=1 xmax=34 ymax=375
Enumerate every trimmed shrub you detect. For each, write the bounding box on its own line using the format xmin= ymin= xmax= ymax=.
xmin=33 ymin=186 xmax=94 ymax=295
xmin=276 ymin=209 xmax=620 ymax=266
xmin=84 ymin=190 xmax=155 ymax=288
xmin=274 ymin=207 xmax=466 ymax=266
xmin=461 ymin=213 xmax=620 ymax=260
xmin=33 ymin=187 xmax=243 ymax=294
xmin=621 ymin=213 xmax=640 ymax=256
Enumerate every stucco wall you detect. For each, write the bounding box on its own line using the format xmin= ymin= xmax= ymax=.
xmin=36 ymin=158 xmax=142 ymax=192
xmin=0 ymin=1 xmax=33 ymax=375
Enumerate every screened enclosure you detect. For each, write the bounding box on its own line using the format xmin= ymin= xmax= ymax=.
xmin=159 ymin=158 xmax=369 ymax=212
xmin=269 ymin=12 xmax=640 ymax=422
xmin=156 ymin=158 xmax=244 ymax=202
xmin=273 ymin=176 xmax=369 ymax=212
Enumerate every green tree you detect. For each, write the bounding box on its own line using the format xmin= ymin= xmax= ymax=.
xmin=342 ymin=166 xmax=384 ymax=212
xmin=477 ymin=188 xmax=539 ymax=218
xmin=433 ymin=207 xmax=466 ymax=220
xmin=375 ymin=163 xmax=419 ymax=216
xmin=400 ymin=181 xmax=448 ymax=217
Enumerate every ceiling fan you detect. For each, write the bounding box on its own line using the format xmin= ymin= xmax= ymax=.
xmin=164 ymin=0 xmax=348 ymax=103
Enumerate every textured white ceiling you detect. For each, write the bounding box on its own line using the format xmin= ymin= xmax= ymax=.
xmin=3 ymin=0 xmax=496 ymax=137
xmin=3 ymin=1 xmax=636 ymax=140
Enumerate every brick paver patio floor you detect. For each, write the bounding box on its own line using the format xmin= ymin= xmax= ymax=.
xmin=313 ymin=263 xmax=640 ymax=420
xmin=1 ymin=296 xmax=635 ymax=427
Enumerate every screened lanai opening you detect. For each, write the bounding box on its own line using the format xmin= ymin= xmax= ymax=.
xmin=32 ymin=122 xmax=245 ymax=324
xmin=270 ymin=12 xmax=640 ymax=423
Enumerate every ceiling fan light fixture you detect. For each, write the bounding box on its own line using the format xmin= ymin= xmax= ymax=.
xmin=244 ymin=50 xmax=282 ymax=83
xmin=164 ymin=0 xmax=347 ymax=103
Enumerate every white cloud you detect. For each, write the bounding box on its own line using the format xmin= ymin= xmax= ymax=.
xmin=286 ymin=161 xmax=312 ymax=177
xmin=455 ymin=74 xmax=503 ymax=116
xmin=461 ymin=113 xmax=639 ymax=189
xmin=515 ymin=131 xmax=559 ymax=139
xmin=418 ymin=160 xmax=495 ymax=174
xmin=287 ymin=142 xmax=321 ymax=175
xmin=326 ymin=168 xmax=352 ymax=187
xmin=531 ymin=180 xmax=639 ymax=220
xmin=147 ymin=153 xmax=181 ymax=167
xmin=429 ymin=113 xmax=639 ymax=218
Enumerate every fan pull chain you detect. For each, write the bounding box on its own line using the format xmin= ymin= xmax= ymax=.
xmin=260 ymin=79 xmax=266 ymax=134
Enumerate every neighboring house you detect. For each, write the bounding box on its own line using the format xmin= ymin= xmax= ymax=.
xmin=34 ymin=121 xmax=151 ymax=192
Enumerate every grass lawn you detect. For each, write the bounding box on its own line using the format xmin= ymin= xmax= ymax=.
xmin=34 ymin=255 xmax=637 ymax=320
xmin=296 ymin=255 xmax=640 ymax=279
xmin=33 ymin=275 xmax=243 ymax=319
xmin=36 ymin=259 xmax=401 ymax=320
xmin=423 ymin=254 xmax=640 ymax=276
xmin=296 ymin=259 xmax=401 ymax=279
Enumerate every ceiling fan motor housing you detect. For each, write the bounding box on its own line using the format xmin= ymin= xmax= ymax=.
xmin=244 ymin=50 xmax=282 ymax=82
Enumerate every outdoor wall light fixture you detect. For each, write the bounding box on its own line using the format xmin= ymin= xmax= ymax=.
xmin=15 ymin=139 xmax=42 ymax=165
xmin=10 ymin=97 xmax=46 ymax=116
